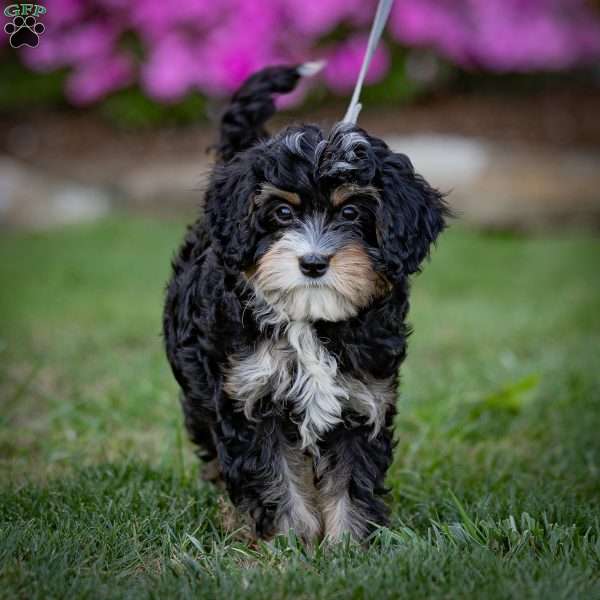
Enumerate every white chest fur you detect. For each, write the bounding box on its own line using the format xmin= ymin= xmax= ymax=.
xmin=224 ymin=322 xmax=394 ymax=449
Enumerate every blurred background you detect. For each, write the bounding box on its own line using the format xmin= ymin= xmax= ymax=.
xmin=1 ymin=0 xmax=600 ymax=229
xmin=1 ymin=5 xmax=600 ymax=594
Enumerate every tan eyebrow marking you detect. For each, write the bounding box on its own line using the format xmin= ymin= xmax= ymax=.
xmin=331 ymin=184 xmax=381 ymax=207
xmin=255 ymin=183 xmax=301 ymax=206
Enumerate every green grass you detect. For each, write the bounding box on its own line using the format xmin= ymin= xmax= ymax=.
xmin=1 ymin=217 xmax=599 ymax=599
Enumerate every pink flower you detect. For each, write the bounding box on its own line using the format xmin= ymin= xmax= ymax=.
xmin=11 ymin=0 xmax=600 ymax=106
xmin=279 ymin=0 xmax=372 ymax=36
xmin=141 ymin=35 xmax=198 ymax=101
xmin=66 ymin=53 xmax=134 ymax=104
xmin=324 ymin=35 xmax=390 ymax=93
xmin=390 ymin=0 xmax=600 ymax=71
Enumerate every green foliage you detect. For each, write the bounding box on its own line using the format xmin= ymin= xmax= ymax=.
xmin=361 ymin=51 xmax=421 ymax=105
xmin=0 ymin=218 xmax=599 ymax=599
xmin=0 ymin=58 xmax=67 ymax=112
xmin=99 ymin=88 xmax=207 ymax=129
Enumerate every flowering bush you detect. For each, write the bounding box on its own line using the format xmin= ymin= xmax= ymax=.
xmin=9 ymin=0 xmax=600 ymax=105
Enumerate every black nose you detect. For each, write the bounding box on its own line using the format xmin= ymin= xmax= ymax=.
xmin=299 ymin=254 xmax=330 ymax=278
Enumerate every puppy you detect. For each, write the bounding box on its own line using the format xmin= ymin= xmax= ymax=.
xmin=163 ymin=64 xmax=448 ymax=543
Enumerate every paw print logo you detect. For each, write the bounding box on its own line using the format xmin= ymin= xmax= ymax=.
xmin=4 ymin=15 xmax=45 ymax=48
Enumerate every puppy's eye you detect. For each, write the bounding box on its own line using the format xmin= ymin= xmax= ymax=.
xmin=340 ymin=205 xmax=359 ymax=221
xmin=273 ymin=204 xmax=294 ymax=225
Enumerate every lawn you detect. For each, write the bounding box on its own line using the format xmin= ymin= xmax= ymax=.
xmin=1 ymin=217 xmax=599 ymax=599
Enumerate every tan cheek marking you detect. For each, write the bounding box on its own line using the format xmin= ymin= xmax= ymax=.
xmin=256 ymin=249 xmax=276 ymax=278
xmin=330 ymin=244 xmax=390 ymax=305
xmin=330 ymin=244 xmax=371 ymax=269
xmin=244 ymin=244 xmax=286 ymax=283
xmin=253 ymin=239 xmax=300 ymax=293
xmin=256 ymin=243 xmax=289 ymax=275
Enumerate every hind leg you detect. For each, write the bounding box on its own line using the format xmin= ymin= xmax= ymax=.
xmin=179 ymin=391 xmax=221 ymax=479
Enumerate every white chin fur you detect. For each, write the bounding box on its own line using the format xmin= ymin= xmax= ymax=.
xmin=265 ymin=286 xmax=358 ymax=322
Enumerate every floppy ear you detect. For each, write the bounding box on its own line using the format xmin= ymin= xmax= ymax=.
xmin=377 ymin=152 xmax=449 ymax=280
xmin=205 ymin=159 xmax=259 ymax=275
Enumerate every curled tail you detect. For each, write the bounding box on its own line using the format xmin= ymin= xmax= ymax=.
xmin=216 ymin=62 xmax=324 ymax=162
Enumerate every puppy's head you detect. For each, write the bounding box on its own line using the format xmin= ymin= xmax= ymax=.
xmin=207 ymin=122 xmax=448 ymax=322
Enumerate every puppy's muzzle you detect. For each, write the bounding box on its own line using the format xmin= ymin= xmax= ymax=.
xmin=299 ymin=253 xmax=330 ymax=278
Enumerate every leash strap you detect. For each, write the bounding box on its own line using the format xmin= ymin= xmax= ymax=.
xmin=343 ymin=0 xmax=395 ymax=124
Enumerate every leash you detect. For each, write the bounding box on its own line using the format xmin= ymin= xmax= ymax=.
xmin=343 ymin=0 xmax=395 ymax=124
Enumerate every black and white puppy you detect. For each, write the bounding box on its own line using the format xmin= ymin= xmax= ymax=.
xmin=163 ymin=64 xmax=448 ymax=543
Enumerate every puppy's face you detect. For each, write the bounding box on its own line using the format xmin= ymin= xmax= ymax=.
xmin=209 ymin=123 xmax=448 ymax=322
xmin=250 ymin=181 xmax=387 ymax=321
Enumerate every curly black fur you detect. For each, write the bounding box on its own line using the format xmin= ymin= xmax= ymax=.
xmin=163 ymin=64 xmax=449 ymax=542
